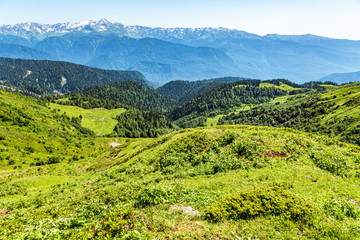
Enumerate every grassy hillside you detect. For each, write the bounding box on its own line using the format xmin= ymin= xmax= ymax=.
xmin=48 ymin=103 xmax=126 ymax=136
xmin=0 ymin=90 xmax=118 ymax=171
xmin=0 ymin=125 xmax=360 ymax=239
xmin=219 ymin=82 xmax=360 ymax=145
xmin=53 ymin=86 xmax=177 ymax=138
xmin=168 ymin=80 xmax=288 ymax=128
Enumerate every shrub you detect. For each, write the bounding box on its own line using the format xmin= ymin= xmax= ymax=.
xmin=30 ymin=156 xmax=61 ymax=166
xmin=309 ymin=151 xmax=351 ymax=177
xmin=231 ymin=139 xmax=263 ymax=159
xmin=166 ymin=131 xmax=210 ymax=154
xmin=47 ymin=156 xmax=61 ymax=164
xmin=94 ymin=207 xmax=146 ymax=239
xmin=24 ymin=146 xmax=35 ymax=153
xmin=135 ymin=186 xmax=173 ymax=207
xmin=204 ymin=186 xmax=314 ymax=222
xmin=217 ymin=132 xmax=238 ymax=147
xmin=8 ymin=159 xmax=15 ymax=165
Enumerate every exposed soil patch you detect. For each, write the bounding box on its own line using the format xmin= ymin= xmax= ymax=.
xmin=110 ymin=142 xmax=121 ymax=147
xmin=0 ymin=209 xmax=11 ymax=217
xmin=250 ymin=137 xmax=266 ymax=144
xmin=350 ymin=199 xmax=360 ymax=206
xmin=83 ymin=181 xmax=93 ymax=187
xmin=170 ymin=205 xmax=199 ymax=215
xmin=264 ymin=150 xmax=287 ymax=158
xmin=307 ymin=175 xmax=318 ymax=183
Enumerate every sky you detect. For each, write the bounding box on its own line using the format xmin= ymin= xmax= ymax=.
xmin=0 ymin=0 xmax=359 ymax=40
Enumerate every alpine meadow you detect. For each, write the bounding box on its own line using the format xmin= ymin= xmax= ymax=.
xmin=0 ymin=1 xmax=360 ymax=239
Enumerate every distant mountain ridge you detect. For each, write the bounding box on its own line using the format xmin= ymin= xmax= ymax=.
xmin=319 ymin=71 xmax=360 ymax=84
xmin=0 ymin=19 xmax=261 ymax=40
xmin=1 ymin=19 xmax=360 ymax=83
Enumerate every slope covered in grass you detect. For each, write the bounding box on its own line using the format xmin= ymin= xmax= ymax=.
xmin=219 ymin=82 xmax=360 ymax=145
xmin=48 ymin=103 xmax=126 ymax=136
xmin=1 ymin=125 xmax=360 ymax=239
xmin=168 ymin=80 xmax=288 ymax=128
xmin=0 ymin=90 xmax=117 ymax=170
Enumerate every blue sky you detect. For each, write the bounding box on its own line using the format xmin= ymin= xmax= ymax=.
xmin=0 ymin=0 xmax=359 ymax=39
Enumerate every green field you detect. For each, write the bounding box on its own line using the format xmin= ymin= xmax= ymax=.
xmin=260 ymin=82 xmax=301 ymax=91
xmin=49 ymin=103 xmax=126 ymax=136
xmin=1 ymin=125 xmax=360 ymax=239
xmin=206 ymin=95 xmax=294 ymax=126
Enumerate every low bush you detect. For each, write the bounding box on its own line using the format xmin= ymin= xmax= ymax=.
xmin=309 ymin=151 xmax=351 ymax=177
xmin=135 ymin=186 xmax=174 ymax=207
xmin=90 ymin=207 xmax=146 ymax=239
xmin=204 ymin=186 xmax=314 ymax=222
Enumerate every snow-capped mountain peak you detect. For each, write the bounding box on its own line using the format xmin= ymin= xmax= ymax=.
xmin=0 ymin=19 xmax=121 ymax=38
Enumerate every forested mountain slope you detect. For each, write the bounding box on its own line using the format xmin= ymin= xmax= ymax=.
xmin=219 ymin=82 xmax=360 ymax=145
xmin=168 ymin=80 xmax=289 ymax=128
xmin=0 ymin=57 xmax=150 ymax=94
xmin=157 ymin=77 xmax=246 ymax=102
xmin=68 ymin=81 xmax=177 ymax=113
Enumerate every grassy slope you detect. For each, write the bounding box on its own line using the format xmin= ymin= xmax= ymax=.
xmin=302 ymin=83 xmax=360 ymax=141
xmin=219 ymin=82 xmax=360 ymax=145
xmin=0 ymin=90 xmax=118 ymax=170
xmin=1 ymin=125 xmax=360 ymax=239
xmin=260 ymin=82 xmax=302 ymax=91
xmin=320 ymin=84 xmax=360 ymax=122
xmin=206 ymin=82 xmax=301 ymax=126
xmin=206 ymin=94 xmax=296 ymax=126
xmin=49 ymin=103 xmax=126 ymax=136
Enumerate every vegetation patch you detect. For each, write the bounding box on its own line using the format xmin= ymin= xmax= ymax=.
xmin=204 ymin=186 xmax=315 ymax=222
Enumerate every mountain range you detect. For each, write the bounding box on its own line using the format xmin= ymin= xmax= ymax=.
xmin=1 ymin=19 xmax=360 ymax=84
xmin=319 ymin=71 xmax=360 ymax=84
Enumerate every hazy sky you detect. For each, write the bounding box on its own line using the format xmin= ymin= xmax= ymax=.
xmin=0 ymin=0 xmax=359 ymax=40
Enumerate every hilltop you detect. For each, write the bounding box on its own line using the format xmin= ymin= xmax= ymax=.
xmin=0 ymin=123 xmax=360 ymax=238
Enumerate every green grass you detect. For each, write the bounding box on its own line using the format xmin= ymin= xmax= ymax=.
xmin=206 ymin=95 xmax=295 ymax=126
xmin=206 ymin=114 xmax=224 ymax=126
xmin=260 ymin=82 xmax=301 ymax=91
xmin=49 ymin=103 xmax=126 ymax=136
xmin=2 ymin=89 xmax=360 ymax=239
xmin=1 ymin=122 xmax=360 ymax=239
